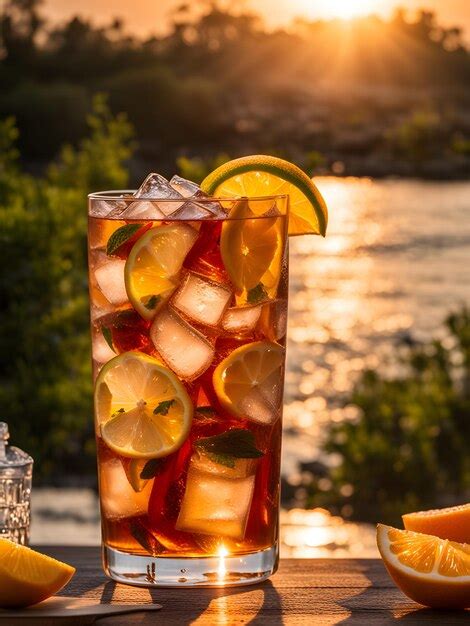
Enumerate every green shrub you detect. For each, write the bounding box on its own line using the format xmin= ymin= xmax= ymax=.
xmin=321 ymin=308 xmax=470 ymax=524
xmin=0 ymin=96 xmax=134 ymax=480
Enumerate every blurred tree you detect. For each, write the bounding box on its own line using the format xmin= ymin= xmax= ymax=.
xmin=0 ymin=0 xmax=44 ymax=67
xmin=385 ymin=110 xmax=442 ymax=163
xmin=0 ymin=96 xmax=134 ymax=480
xmin=176 ymin=152 xmax=230 ymax=183
xmin=321 ymin=308 xmax=470 ymax=524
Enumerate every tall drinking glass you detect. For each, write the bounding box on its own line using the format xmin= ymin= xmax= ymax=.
xmin=88 ymin=192 xmax=289 ymax=586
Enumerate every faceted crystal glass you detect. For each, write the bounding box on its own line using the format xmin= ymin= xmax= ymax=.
xmin=0 ymin=423 xmax=33 ymax=545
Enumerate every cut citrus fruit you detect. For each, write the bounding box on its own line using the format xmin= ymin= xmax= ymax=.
xmin=95 ymin=351 xmax=193 ymax=459
xmin=213 ymin=341 xmax=285 ymax=424
xmin=201 ymin=155 xmax=328 ymax=236
xmin=0 ymin=538 xmax=75 ymax=608
xmin=220 ymin=200 xmax=285 ymax=303
xmin=124 ymin=223 xmax=198 ymax=320
xmin=403 ymin=503 xmax=470 ymax=543
xmin=377 ymin=524 xmax=470 ymax=609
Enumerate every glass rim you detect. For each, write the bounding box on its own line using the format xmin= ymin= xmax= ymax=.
xmin=88 ymin=190 xmax=289 ymax=202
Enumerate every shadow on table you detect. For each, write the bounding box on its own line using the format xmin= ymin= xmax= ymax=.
xmin=336 ymin=561 xmax=469 ymax=625
xmin=145 ymin=580 xmax=283 ymax=624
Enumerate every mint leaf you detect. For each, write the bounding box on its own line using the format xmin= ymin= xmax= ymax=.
xmin=205 ymin=451 xmax=236 ymax=468
xmin=101 ymin=327 xmax=116 ymax=353
xmin=247 ymin=282 xmax=268 ymax=304
xmin=129 ymin=520 xmax=162 ymax=555
xmin=196 ymin=406 xmax=216 ymax=416
xmin=195 ymin=428 xmax=264 ymax=467
xmin=106 ymin=223 xmax=143 ymax=256
xmin=140 ymin=458 xmax=165 ymax=479
xmin=153 ymin=399 xmax=175 ymax=416
xmin=143 ymin=295 xmax=160 ymax=310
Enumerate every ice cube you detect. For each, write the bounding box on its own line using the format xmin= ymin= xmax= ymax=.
xmin=169 ymin=201 xmax=218 ymax=220
xmin=259 ymin=299 xmax=288 ymax=342
xmin=169 ymin=175 xmax=203 ymax=198
xmin=135 ymin=173 xmax=185 ymax=216
xmin=176 ymin=452 xmax=257 ymax=539
xmin=170 ymin=175 xmax=226 ymax=218
xmin=94 ymin=259 xmax=128 ymax=306
xmin=92 ymin=327 xmax=116 ymax=364
xmin=90 ymin=199 xmax=127 ymax=218
xmin=150 ymin=307 xmax=215 ymax=380
xmin=238 ymin=385 xmax=282 ymax=425
xmin=221 ymin=305 xmax=262 ymax=334
xmin=99 ymin=458 xmax=153 ymax=520
xmin=172 ymin=273 xmax=232 ymax=327
xmin=109 ymin=199 xmax=166 ymax=220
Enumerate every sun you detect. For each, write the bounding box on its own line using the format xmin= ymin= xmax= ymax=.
xmin=298 ymin=0 xmax=385 ymax=21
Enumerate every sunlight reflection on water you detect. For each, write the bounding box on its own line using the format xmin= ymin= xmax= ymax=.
xmin=283 ymin=177 xmax=470 ymax=477
xmin=279 ymin=177 xmax=469 ymax=557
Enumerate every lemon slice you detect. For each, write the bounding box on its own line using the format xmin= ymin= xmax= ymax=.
xmin=0 ymin=538 xmax=75 ymax=608
xmin=377 ymin=524 xmax=470 ymax=609
xmin=95 ymin=351 xmax=193 ymax=458
xmin=220 ymin=200 xmax=285 ymax=304
xmin=201 ymin=155 xmax=328 ymax=236
xmin=213 ymin=341 xmax=285 ymax=424
xmin=124 ymin=223 xmax=198 ymax=320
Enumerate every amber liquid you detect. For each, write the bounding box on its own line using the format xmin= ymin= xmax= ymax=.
xmin=89 ymin=216 xmax=288 ymax=558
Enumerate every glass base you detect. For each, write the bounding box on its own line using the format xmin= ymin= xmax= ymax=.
xmin=103 ymin=543 xmax=278 ymax=587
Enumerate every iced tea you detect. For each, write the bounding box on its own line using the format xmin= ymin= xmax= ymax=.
xmin=88 ymin=176 xmax=288 ymax=585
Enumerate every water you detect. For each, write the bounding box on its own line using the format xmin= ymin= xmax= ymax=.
xmin=283 ymin=177 xmax=470 ymax=475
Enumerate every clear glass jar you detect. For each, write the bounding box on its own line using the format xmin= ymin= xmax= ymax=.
xmin=0 ymin=423 xmax=33 ymax=545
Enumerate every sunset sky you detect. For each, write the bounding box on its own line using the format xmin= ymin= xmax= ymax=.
xmin=44 ymin=0 xmax=470 ymax=37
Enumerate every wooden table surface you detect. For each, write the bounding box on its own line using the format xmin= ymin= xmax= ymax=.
xmin=6 ymin=547 xmax=470 ymax=625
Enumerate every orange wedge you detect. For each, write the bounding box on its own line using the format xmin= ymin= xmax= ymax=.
xmin=220 ymin=200 xmax=285 ymax=304
xmin=0 ymin=539 xmax=75 ymax=608
xmin=377 ymin=524 xmax=470 ymax=609
xmin=403 ymin=503 xmax=470 ymax=543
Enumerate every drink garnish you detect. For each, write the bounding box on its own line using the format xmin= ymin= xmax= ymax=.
xmin=195 ymin=406 xmax=216 ymax=416
xmin=106 ymin=223 xmax=149 ymax=257
xmin=101 ymin=326 xmax=116 ymax=353
xmin=95 ymin=352 xmax=193 ymax=459
xmin=195 ymin=428 xmax=263 ymax=468
xmin=247 ymin=282 xmax=268 ymax=304
xmin=143 ymin=295 xmax=160 ymax=310
xmin=124 ymin=224 xmax=198 ymax=320
xmin=153 ymin=400 xmax=175 ymax=416
xmin=140 ymin=457 xmax=166 ymax=479
xmin=129 ymin=519 xmax=163 ymax=556
xmin=201 ymin=154 xmax=328 ymax=236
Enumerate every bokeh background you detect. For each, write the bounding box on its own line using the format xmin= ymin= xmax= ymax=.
xmin=1 ymin=0 xmax=469 ymax=556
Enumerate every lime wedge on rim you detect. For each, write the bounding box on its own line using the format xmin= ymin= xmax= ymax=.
xmin=201 ymin=155 xmax=328 ymax=236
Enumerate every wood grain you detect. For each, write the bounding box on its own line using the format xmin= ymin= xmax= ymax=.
xmin=1 ymin=547 xmax=467 ymax=625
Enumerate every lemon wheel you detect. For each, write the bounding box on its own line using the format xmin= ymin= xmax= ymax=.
xmin=95 ymin=351 xmax=193 ymax=459
xmin=213 ymin=341 xmax=285 ymax=425
xmin=124 ymin=223 xmax=198 ymax=320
